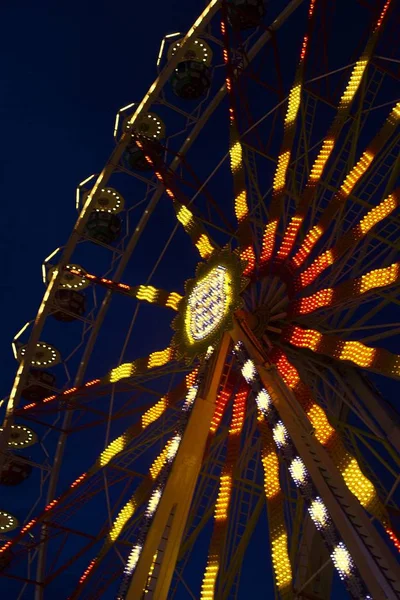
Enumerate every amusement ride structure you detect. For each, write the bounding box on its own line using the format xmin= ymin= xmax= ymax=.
xmin=0 ymin=0 xmax=399 ymax=598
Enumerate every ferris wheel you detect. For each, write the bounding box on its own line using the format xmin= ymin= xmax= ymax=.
xmin=1 ymin=0 xmax=400 ymax=598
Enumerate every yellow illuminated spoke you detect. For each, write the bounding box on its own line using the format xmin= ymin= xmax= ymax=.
xmin=108 ymin=346 xmax=175 ymax=385
xmin=272 ymin=349 xmax=388 ymax=521
xmin=67 ymin=268 xmax=183 ymax=311
xmin=260 ymin=0 xmax=317 ymax=266
xmin=291 ymin=262 xmax=400 ymax=316
xmin=275 ymin=6 xmax=393 ymax=264
xmin=284 ymin=325 xmax=400 ymax=379
xmin=295 ymin=189 xmax=399 ymax=291
xmin=174 ymin=200 xmax=216 ymax=259
xmin=291 ymin=102 xmax=400 ymax=269
xmin=77 ymin=435 xmax=181 ymax=588
xmin=258 ymin=418 xmax=293 ymax=594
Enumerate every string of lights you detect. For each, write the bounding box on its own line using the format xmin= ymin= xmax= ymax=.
xmin=200 ymin=382 xmax=248 ymax=599
xmin=65 ymin=267 xmax=183 ymax=311
xmin=282 ymin=324 xmax=400 ymax=379
xmin=290 ymin=102 xmax=400 ymax=270
xmin=290 ymin=261 xmax=400 ymax=316
xmin=260 ymin=0 xmax=317 ymax=266
xmin=135 ymin=138 xmax=216 ymax=260
xmin=220 ymin=2 xmax=255 ymax=276
xmin=270 ymin=348 xmax=391 ymax=526
xmin=275 ymin=0 xmax=393 ymax=263
xmin=233 ymin=342 xmax=373 ymax=599
xmin=18 ymin=346 xmax=176 ymax=413
xmin=294 ymin=188 xmax=399 ymax=291
xmin=258 ymin=416 xmax=293 ymax=597
xmin=0 ymin=372 xmax=198 ymax=559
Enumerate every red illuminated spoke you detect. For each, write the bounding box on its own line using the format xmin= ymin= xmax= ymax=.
xmin=260 ymin=0 xmax=318 ymax=267
xmin=290 ymin=262 xmax=400 ymax=316
xmin=282 ymin=324 xmax=400 ymax=379
xmin=294 ymin=188 xmax=399 ymax=291
xmin=275 ymin=0 xmax=393 ymax=263
xmin=290 ymin=102 xmax=400 ymax=270
xmin=208 ymin=381 xmax=233 ymax=435
xmin=200 ymin=383 xmax=248 ymax=599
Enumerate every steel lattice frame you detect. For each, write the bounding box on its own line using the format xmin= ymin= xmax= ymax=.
xmin=0 ymin=0 xmax=399 ymax=599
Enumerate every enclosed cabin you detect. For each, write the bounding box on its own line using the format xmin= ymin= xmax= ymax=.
xmin=228 ymin=0 xmax=265 ymax=30
xmin=0 ymin=457 xmax=32 ymax=486
xmin=0 ymin=511 xmax=18 ymax=571
xmin=168 ymin=38 xmax=212 ymax=100
xmin=19 ymin=342 xmax=60 ymax=403
xmin=84 ymin=187 xmax=125 ymax=245
xmin=21 ymin=369 xmax=56 ymax=403
xmin=0 ymin=426 xmax=37 ymax=487
xmin=50 ymin=264 xmax=88 ymax=322
xmin=124 ymin=112 xmax=166 ymax=172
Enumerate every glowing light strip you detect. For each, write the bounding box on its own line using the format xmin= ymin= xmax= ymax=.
xmin=77 ymin=435 xmax=182 ymax=589
xmin=295 ymin=189 xmax=399 ymax=290
xmin=118 ymin=369 xmax=206 ymax=599
xmin=232 ymin=346 xmax=373 ymax=596
xmin=220 ymin=15 xmax=247 ymax=222
xmin=13 ymin=321 xmax=31 ymax=342
xmin=275 ymin=0 xmax=393 ymax=264
xmin=297 ymin=100 xmax=399 ymax=268
xmin=209 ymin=385 xmax=232 ymax=434
xmin=291 ymin=262 xmax=400 ymax=316
xmin=374 ymin=0 xmax=393 ymax=32
xmin=220 ymin=12 xmax=255 ymax=276
xmin=283 ymin=324 xmax=400 ymax=379
xmin=135 ymin=140 xmax=216 ymax=260
xmin=67 ymin=267 xmax=183 ymax=310
xmin=200 ymin=384 xmax=248 ymax=599
xmin=271 ymin=349 xmax=389 ymax=523
xmin=20 ymin=346 xmax=175 ymax=412
xmin=260 ymin=0 xmax=317 ymax=265
xmin=76 ymin=175 xmax=97 ymax=209
xmin=147 ymin=347 xmax=174 ymax=369
xmin=2 ymin=375 xmax=197 ymax=559
xmin=258 ymin=417 xmax=292 ymax=593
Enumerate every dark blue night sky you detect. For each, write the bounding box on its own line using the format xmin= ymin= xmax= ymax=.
xmin=1 ymin=0 xmax=399 ymax=598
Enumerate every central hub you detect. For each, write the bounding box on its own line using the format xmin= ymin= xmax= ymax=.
xmin=172 ymin=250 xmax=247 ymax=361
xmin=186 ymin=266 xmax=232 ymax=343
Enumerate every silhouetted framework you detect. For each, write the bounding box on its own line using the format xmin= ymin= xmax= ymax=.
xmin=1 ymin=0 xmax=399 ymax=598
